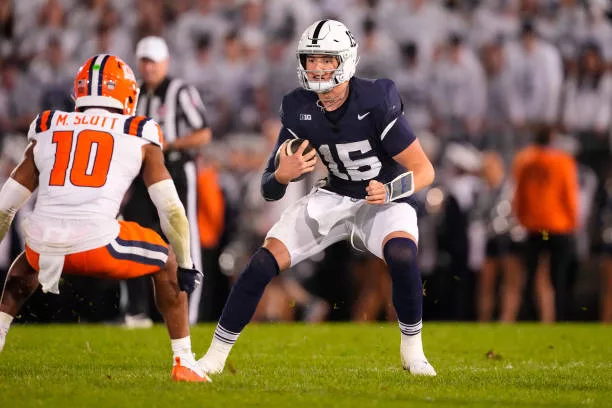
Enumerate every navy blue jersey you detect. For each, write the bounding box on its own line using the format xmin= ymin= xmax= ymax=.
xmin=262 ymin=77 xmax=417 ymax=202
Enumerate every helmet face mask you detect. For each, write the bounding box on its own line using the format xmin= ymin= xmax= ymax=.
xmin=296 ymin=20 xmax=358 ymax=93
xmin=73 ymin=54 xmax=140 ymax=115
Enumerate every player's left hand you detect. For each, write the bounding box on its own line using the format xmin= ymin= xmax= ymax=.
xmin=366 ymin=180 xmax=387 ymax=205
xmin=177 ymin=265 xmax=203 ymax=294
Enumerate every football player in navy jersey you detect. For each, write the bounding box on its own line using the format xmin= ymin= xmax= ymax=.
xmin=198 ymin=20 xmax=436 ymax=376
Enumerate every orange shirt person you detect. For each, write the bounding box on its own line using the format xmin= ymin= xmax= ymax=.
xmin=512 ymin=125 xmax=579 ymax=321
xmin=513 ymin=130 xmax=578 ymax=234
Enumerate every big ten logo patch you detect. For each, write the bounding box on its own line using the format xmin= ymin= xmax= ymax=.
xmin=300 ymin=113 xmax=312 ymax=121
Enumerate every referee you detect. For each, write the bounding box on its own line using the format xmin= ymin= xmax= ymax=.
xmin=122 ymin=36 xmax=211 ymax=326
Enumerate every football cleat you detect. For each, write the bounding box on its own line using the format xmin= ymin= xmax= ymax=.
xmin=197 ymin=353 xmax=225 ymax=375
xmin=402 ymin=357 xmax=437 ymax=377
xmin=172 ymin=356 xmax=212 ymax=383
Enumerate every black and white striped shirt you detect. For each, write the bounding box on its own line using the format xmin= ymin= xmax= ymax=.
xmin=136 ymin=76 xmax=208 ymax=144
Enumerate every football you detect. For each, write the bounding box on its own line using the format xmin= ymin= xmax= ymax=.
xmin=274 ymin=138 xmax=315 ymax=182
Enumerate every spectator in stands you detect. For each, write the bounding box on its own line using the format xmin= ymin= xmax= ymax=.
xmin=394 ymin=42 xmax=432 ymax=135
xmin=0 ymin=59 xmax=39 ymax=136
xmin=506 ymin=20 xmax=563 ymax=139
xmin=480 ymin=39 xmax=515 ymax=161
xmin=431 ymin=33 xmax=486 ymax=143
xmin=562 ymin=42 xmax=612 ymax=190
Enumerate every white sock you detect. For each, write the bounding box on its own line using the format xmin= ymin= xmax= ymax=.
xmin=400 ymin=332 xmax=427 ymax=361
xmin=171 ymin=336 xmax=193 ymax=360
xmin=206 ymin=336 xmax=234 ymax=364
xmin=0 ymin=312 xmax=13 ymax=333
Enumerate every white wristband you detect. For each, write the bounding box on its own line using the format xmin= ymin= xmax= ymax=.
xmin=384 ymin=171 xmax=414 ymax=203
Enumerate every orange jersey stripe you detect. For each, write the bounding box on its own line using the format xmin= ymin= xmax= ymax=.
xmin=39 ymin=110 xmax=51 ymax=131
xmin=128 ymin=116 xmax=146 ymax=136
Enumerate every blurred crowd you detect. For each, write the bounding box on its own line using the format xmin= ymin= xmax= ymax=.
xmin=1 ymin=0 xmax=612 ymax=323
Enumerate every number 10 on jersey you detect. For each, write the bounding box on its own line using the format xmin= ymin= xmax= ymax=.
xmin=49 ymin=130 xmax=114 ymax=188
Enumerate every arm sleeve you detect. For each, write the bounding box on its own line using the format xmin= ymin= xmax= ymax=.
xmin=148 ymin=179 xmax=193 ymax=268
xmin=0 ymin=177 xmax=32 ymax=244
xmin=178 ymin=85 xmax=209 ymax=130
xmin=376 ymin=79 xmax=417 ymax=157
xmin=261 ymin=126 xmax=295 ymax=201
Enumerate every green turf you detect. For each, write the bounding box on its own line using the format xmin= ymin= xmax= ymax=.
xmin=0 ymin=323 xmax=610 ymax=407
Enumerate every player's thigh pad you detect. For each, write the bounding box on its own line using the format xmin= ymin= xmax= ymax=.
xmin=354 ymin=202 xmax=419 ymax=260
xmin=266 ymin=190 xmax=352 ymax=267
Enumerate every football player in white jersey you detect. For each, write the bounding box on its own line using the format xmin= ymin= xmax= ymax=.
xmin=0 ymin=54 xmax=209 ymax=383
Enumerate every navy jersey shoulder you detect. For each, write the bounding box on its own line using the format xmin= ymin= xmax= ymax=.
xmin=280 ymin=77 xmax=402 ymax=134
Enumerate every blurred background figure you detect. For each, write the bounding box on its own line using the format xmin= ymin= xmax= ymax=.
xmin=431 ymin=33 xmax=486 ymax=144
xmin=506 ymin=20 xmax=563 ymax=144
xmin=121 ymin=36 xmax=211 ymax=327
xmin=512 ymin=125 xmax=579 ymax=322
xmin=436 ymin=142 xmax=484 ymax=321
xmin=475 ymin=152 xmax=526 ymax=323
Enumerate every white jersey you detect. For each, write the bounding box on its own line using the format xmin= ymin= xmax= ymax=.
xmin=23 ymin=108 xmax=163 ymax=254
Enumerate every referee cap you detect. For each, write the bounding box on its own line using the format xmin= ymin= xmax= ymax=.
xmin=136 ymin=36 xmax=169 ymax=62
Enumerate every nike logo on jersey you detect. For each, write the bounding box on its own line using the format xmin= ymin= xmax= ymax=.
xmin=357 ymin=112 xmax=370 ymax=120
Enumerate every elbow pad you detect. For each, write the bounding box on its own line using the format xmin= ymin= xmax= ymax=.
xmin=0 ymin=178 xmax=32 ymax=242
xmin=148 ymin=179 xmax=193 ymax=268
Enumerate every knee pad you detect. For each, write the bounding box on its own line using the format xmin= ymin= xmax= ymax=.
xmin=383 ymin=237 xmax=418 ymax=267
xmin=241 ymin=247 xmax=279 ymax=284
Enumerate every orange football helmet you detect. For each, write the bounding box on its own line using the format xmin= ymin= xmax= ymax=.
xmin=74 ymin=54 xmax=140 ymax=115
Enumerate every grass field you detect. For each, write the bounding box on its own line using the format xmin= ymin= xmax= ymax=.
xmin=0 ymin=323 xmax=610 ymax=407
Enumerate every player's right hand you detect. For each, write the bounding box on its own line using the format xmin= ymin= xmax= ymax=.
xmin=274 ymin=140 xmax=317 ymax=184
xmin=177 ymin=265 xmax=203 ymax=294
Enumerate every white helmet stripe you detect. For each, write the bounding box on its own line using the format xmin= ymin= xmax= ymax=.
xmin=89 ymin=54 xmax=109 ymax=96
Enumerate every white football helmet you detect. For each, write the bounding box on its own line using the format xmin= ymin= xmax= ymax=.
xmin=296 ymin=19 xmax=358 ymax=93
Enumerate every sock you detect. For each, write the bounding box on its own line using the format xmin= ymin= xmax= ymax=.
xmin=384 ymin=238 xmax=423 ymax=328
xmin=218 ymin=247 xmax=279 ymax=333
xmin=400 ymin=330 xmax=426 ymax=361
xmin=202 ymin=248 xmax=279 ymax=367
xmin=171 ymin=336 xmax=193 ymax=360
xmin=206 ymin=325 xmax=237 ymax=364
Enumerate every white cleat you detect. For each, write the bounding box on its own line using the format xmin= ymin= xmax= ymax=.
xmin=0 ymin=333 xmax=5 ymax=353
xmin=402 ymin=358 xmax=437 ymax=376
xmin=197 ymin=353 xmax=226 ymax=375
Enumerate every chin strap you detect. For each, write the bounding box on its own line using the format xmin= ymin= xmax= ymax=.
xmin=384 ymin=171 xmax=414 ymax=203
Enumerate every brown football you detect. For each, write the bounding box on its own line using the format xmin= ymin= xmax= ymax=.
xmin=274 ymin=138 xmax=315 ymax=182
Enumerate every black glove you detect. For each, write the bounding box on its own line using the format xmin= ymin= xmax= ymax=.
xmin=177 ymin=265 xmax=203 ymax=294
